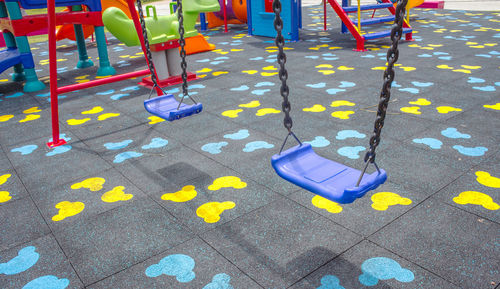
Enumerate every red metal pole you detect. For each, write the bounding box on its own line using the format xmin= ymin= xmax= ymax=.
xmin=323 ymin=0 xmax=327 ymax=31
xmin=47 ymin=0 xmax=66 ymax=148
xmin=223 ymin=0 xmax=228 ymax=33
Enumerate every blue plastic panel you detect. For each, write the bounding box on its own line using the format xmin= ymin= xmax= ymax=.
xmin=363 ymin=27 xmax=412 ymax=40
xmin=7 ymin=0 xmax=101 ymax=11
xmin=352 ymin=15 xmax=395 ymax=26
xmin=0 ymin=48 xmax=34 ymax=74
xmin=271 ymin=143 xmax=387 ymax=204
xmin=343 ymin=3 xmax=393 ymax=12
xmin=144 ymin=94 xmax=202 ymax=122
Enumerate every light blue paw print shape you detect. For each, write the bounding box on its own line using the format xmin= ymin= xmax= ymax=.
xmin=412 ymin=138 xmax=443 ymax=149
xmin=113 ymin=151 xmax=143 ymax=163
xmin=0 ymin=246 xmax=39 ymax=275
xmin=243 ymin=141 xmax=274 ymax=152
xmin=202 ymin=142 xmax=228 ymax=154
xmin=358 ymin=257 xmax=415 ymax=286
xmin=441 ymin=127 xmax=470 ymax=139
xmin=46 ymin=145 xmax=72 ymax=157
xmin=336 ymin=130 xmax=366 ymax=140
xmin=104 ymin=140 xmax=133 ymax=150
xmin=337 ymin=146 xmax=365 ymax=159
xmin=452 ymin=145 xmax=488 ymax=157
xmin=11 ymin=145 xmax=38 ymax=155
xmin=145 ymin=254 xmax=195 ymax=283
xmin=317 ymin=275 xmax=345 ymax=289
xmin=202 ymin=273 xmax=233 ymax=289
xmin=224 ymin=129 xmax=249 ymax=140
xmin=142 ymin=138 xmax=169 ymax=150
xmin=305 ymin=136 xmax=330 ymax=148
xmin=22 ymin=275 xmax=70 ymax=289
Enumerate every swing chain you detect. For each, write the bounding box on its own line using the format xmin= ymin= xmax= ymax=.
xmin=177 ymin=0 xmax=189 ymax=98
xmin=363 ymin=0 xmax=408 ymax=165
xmin=273 ymin=0 xmax=293 ymax=134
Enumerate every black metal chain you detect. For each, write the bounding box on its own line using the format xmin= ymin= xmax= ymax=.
xmin=176 ymin=0 xmax=190 ymax=104
xmin=356 ymin=0 xmax=408 ymax=186
xmin=273 ymin=0 xmax=301 ymax=153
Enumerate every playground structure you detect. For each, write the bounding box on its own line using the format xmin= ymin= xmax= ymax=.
xmin=201 ymin=0 xmax=247 ymax=32
xmin=0 ymin=0 xmax=116 ymax=92
xmin=247 ymin=0 xmax=302 ymax=41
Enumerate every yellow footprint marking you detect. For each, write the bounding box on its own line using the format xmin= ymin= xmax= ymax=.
xmin=75 ymin=75 xmax=89 ymax=80
xmin=208 ymin=176 xmax=247 ymax=191
xmin=371 ymin=67 xmax=386 ymax=71
xmin=303 ymin=104 xmax=326 ymax=112
xmin=337 ymin=66 xmax=354 ymax=70
xmin=461 ymin=65 xmax=481 ymax=70
xmin=436 ymin=106 xmax=462 ymax=114
xmin=221 ymin=109 xmax=243 ymax=118
xmin=23 ymin=107 xmax=41 ymax=114
xmin=328 ymin=46 xmax=342 ymax=50
xmin=148 ymin=116 xmax=165 ymax=124
xmin=161 ymin=185 xmax=197 ymax=202
xmin=475 ymin=171 xmax=500 ymax=188
xmin=453 ymin=191 xmax=499 ymax=210
xmin=400 ymin=106 xmax=421 ymax=115
xmin=436 ymin=64 xmax=454 ymax=69
xmin=330 ymin=100 xmax=355 ymax=107
xmin=0 ymin=115 xmax=14 ymax=122
xmin=331 ymin=111 xmax=354 ymax=119
xmin=213 ymin=71 xmax=228 ymax=76
xmin=101 ymin=186 xmax=133 ymax=203
xmin=82 ymin=106 xmax=104 ymax=115
xmin=239 ymin=100 xmax=260 ymax=108
xmin=67 ymin=118 xmax=91 ymax=125
xmin=311 ymin=195 xmax=343 ymax=213
xmin=371 ymin=192 xmax=412 ymax=211
xmin=315 ymin=64 xmax=333 ymax=68
xmin=0 ymin=191 xmax=11 ymax=203
xmin=400 ymin=66 xmax=416 ymax=72
xmin=196 ymin=68 xmax=212 ymax=73
xmin=483 ymin=103 xmax=500 ymax=110
xmin=318 ymin=70 xmax=335 ymax=75
xmin=242 ymin=70 xmax=258 ymax=75
xmin=230 ymin=49 xmax=244 ymax=52
xmin=261 ymin=72 xmax=278 ymax=77
xmin=19 ymin=114 xmax=40 ymax=123
xmin=409 ymin=98 xmax=431 ymax=106
xmin=262 ymin=66 xmax=277 ymax=71
xmin=71 ymin=177 xmax=105 ymax=192
xmin=452 ymin=69 xmax=471 ymax=74
xmin=256 ymin=108 xmax=280 ymax=116
xmin=428 ymin=44 xmax=443 ymax=47
xmin=0 ymin=174 xmax=11 ymax=185
xmin=97 ymin=113 xmax=120 ymax=121
xmin=196 ymin=201 xmax=235 ymax=223
xmin=52 ymin=201 xmax=85 ymax=221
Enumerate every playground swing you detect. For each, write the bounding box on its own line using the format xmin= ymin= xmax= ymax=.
xmin=136 ymin=0 xmax=202 ymax=121
xmin=270 ymin=0 xmax=409 ymax=204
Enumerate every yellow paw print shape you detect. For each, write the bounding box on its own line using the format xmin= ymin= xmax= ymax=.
xmin=161 ymin=185 xmax=197 ymax=202
xmin=71 ymin=177 xmax=106 ymax=192
xmin=311 ymin=195 xmax=343 ymax=213
xmin=0 ymin=191 xmax=12 ymax=203
xmin=0 ymin=174 xmax=11 ymax=186
xmin=196 ymin=201 xmax=235 ymax=223
xmin=208 ymin=176 xmax=247 ymax=191
xmin=453 ymin=191 xmax=499 ymax=210
xmin=475 ymin=171 xmax=500 ymax=188
xmin=371 ymin=192 xmax=412 ymax=211
xmin=52 ymin=201 xmax=85 ymax=221
xmin=101 ymin=186 xmax=133 ymax=203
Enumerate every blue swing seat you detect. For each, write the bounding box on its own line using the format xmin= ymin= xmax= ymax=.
xmin=271 ymin=143 xmax=387 ymax=204
xmin=144 ymin=94 xmax=202 ymax=121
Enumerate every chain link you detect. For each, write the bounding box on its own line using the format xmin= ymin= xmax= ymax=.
xmin=177 ymin=0 xmax=189 ymax=98
xmin=136 ymin=0 xmax=161 ymax=90
xmin=363 ymin=0 xmax=408 ymax=164
xmin=273 ymin=0 xmax=293 ymax=133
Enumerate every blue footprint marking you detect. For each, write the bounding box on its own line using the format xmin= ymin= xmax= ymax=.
xmin=6 ymin=92 xmax=23 ymax=98
xmin=110 ymin=93 xmax=129 ymax=100
xmin=48 ymin=134 xmax=71 ymax=143
xmin=104 ymin=140 xmax=133 ymax=150
xmin=337 ymin=146 xmax=365 ymax=159
xmin=0 ymin=246 xmax=39 ymax=275
xmin=305 ymin=136 xmax=330 ymax=148
xmin=224 ymin=129 xmax=249 ymax=140
xmin=254 ymin=82 xmax=274 ymax=87
xmin=243 ymin=141 xmax=274 ymax=152
xmin=411 ymin=81 xmax=434 ymax=87
xmin=336 ymin=130 xmax=366 ymax=140
xmin=142 ymin=138 xmax=168 ymax=150
xmin=11 ymin=145 xmax=38 ymax=155
xmin=251 ymin=89 xmax=270 ymax=96
xmin=467 ymin=77 xmax=485 ymax=83
xmin=145 ymin=254 xmax=195 ymax=283
xmin=203 ymin=273 xmax=233 ymax=289
xmin=317 ymin=275 xmax=345 ymax=289
xmin=452 ymin=145 xmax=488 ymax=157
xmin=338 ymin=81 xmax=356 ymax=88
xmin=46 ymin=145 xmax=72 ymax=156
xmin=441 ymin=127 xmax=471 ymax=139
xmin=96 ymin=89 xmax=115 ymax=95
xmin=196 ymin=58 xmax=211 ymax=62
xmin=22 ymin=275 xmax=69 ymax=289
xmin=413 ymin=138 xmax=443 ymax=149
xmin=399 ymin=88 xmax=419 ymax=94
xmin=326 ymin=88 xmax=346 ymax=95
xmin=121 ymin=86 xmax=140 ymax=92
xmin=359 ymin=257 xmax=414 ymax=286
xmin=190 ymin=84 xmax=206 ymax=90
xmin=202 ymin=142 xmax=228 ymax=154
xmin=472 ymin=86 xmax=496 ymax=92
xmin=230 ymin=85 xmax=249 ymax=91
xmin=113 ymin=151 xmax=143 ymax=163
xmin=306 ymin=82 xmax=326 ymax=88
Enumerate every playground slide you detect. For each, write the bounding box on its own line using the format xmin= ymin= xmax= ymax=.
xmin=55 ymin=0 xmax=132 ymax=41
